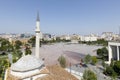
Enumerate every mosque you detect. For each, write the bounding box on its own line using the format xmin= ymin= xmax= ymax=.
xmin=4 ymin=13 xmax=78 ymax=80
xmin=4 ymin=13 xmax=49 ymax=80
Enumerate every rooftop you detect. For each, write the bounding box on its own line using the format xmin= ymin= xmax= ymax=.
xmin=11 ymin=55 xmax=44 ymax=72
xmin=36 ymin=65 xmax=78 ymax=80
xmin=7 ymin=65 xmax=78 ymax=80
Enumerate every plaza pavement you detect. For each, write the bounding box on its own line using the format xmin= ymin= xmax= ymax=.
xmin=32 ymin=43 xmax=102 ymax=66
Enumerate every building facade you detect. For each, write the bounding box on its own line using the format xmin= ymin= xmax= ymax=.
xmin=81 ymin=35 xmax=97 ymax=42
xmin=107 ymin=42 xmax=120 ymax=64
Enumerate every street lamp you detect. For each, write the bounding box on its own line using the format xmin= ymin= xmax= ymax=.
xmin=70 ymin=62 xmax=71 ymax=74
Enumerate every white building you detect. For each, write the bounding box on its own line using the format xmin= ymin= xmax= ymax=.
xmin=81 ymin=35 xmax=97 ymax=42
xmin=70 ymin=34 xmax=80 ymax=40
xmin=42 ymin=33 xmax=51 ymax=41
xmin=101 ymin=32 xmax=113 ymax=38
xmin=107 ymin=42 xmax=120 ymax=64
xmin=60 ymin=35 xmax=71 ymax=40
xmin=101 ymin=32 xmax=114 ymax=41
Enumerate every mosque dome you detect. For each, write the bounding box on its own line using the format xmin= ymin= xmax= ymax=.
xmin=11 ymin=55 xmax=44 ymax=72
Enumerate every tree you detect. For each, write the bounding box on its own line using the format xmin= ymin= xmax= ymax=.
xmin=97 ymin=47 xmax=108 ymax=61
xmin=113 ymin=61 xmax=120 ymax=75
xmin=97 ymin=49 xmax=102 ymax=58
xmin=110 ymin=58 xmax=114 ymax=67
xmin=12 ymin=49 xmax=22 ymax=63
xmin=103 ymin=66 xmax=117 ymax=79
xmin=25 ymin=46 xmax=32 ymax=55
xmin=102 ymin=47 xmax=108 ymax=60
xmin=84 ymin=54 xmax=91 ymax=64
xmin=97 ymin=39 xmax=108 ymax=46
xmin=56 ymin=37 xmax=61 ymax=42
xmin=0 ymin=38 xmax=11 ymax=52
xmin=28 ymin=36 xmax=35 ymax=47
xmin=14 ymin=40 xmax=22 ymax=49
xmin=0 ymin=59 xmax=10 ymax=78
xmin=82 ymin=69 xmax=97 ymax=80
xmin=91 ymin=56 xmax=98 ymax=65
xmin=104 ymin=66 xmax=114 ymax=76
xmin=58 ymin=55 xmax=66 ymax=68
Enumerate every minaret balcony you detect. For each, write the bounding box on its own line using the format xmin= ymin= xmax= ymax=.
xmin=35 ymin=30 xmax=40 ymax=33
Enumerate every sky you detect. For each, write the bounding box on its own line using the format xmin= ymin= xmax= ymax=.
xmin=0 ymin=0 xmax=120 ymax=35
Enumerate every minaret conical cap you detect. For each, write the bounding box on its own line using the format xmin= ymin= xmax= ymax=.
xmin=37 ymin=12 xmax=40 ymax=21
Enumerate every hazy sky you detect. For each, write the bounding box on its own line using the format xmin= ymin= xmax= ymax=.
xmin=0 ymin=0 xmax=120 ymax=35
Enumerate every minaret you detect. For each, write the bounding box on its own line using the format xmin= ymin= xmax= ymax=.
xmin=35 ymin=12 xmax=40 ymax=59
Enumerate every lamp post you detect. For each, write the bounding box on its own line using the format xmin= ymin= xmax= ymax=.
xmin=70 ymin=62 xmax=71 ymax=74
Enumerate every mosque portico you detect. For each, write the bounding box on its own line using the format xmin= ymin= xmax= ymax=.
xmin=107 ymin=42 xmax=120 ymax=64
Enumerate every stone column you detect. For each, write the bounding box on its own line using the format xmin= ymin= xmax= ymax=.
xmin=117 ymin=46 xmax=119 ymax=61
xmin=108 ymin=45 xmax=112 ymax=64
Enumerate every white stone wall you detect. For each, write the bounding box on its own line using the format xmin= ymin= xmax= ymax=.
xmin=10 ymin=68 xmax=47 ymax=80
xmin=81 ymin=36 xmax=97 ymax=42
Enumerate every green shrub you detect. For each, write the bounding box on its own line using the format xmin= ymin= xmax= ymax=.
xmin=91 ymin=56 xmax=98 ymax=65
xmin=84 ymin=54 xmax=91 ymax=64
xmin=58 ymin=55 xmax=66 ymax=68
xmin=113 ymin=61 xmax=120 ymax=75
xmin=104 ymin=66 xmax=117 ymax=79
xmin=83 ymin=69 xmax=97 ymax=80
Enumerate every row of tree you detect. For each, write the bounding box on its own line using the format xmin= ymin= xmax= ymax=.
xmin=79 ymin=39 xmax=108 ymax=46
xmin=83 ymin=47 xmax=109 ymax=80
xmin=28 ymin=36 xmax=71 ymax=47
xmin=0 ymin=38 xmax=32 ymax=79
